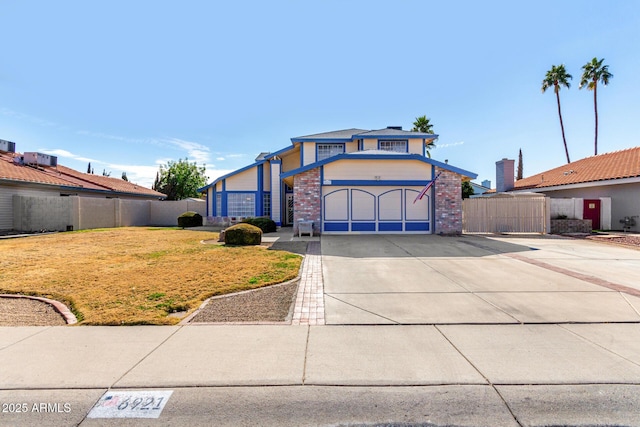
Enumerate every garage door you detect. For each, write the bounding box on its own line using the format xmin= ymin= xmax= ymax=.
xmin=322 ymin=186 xmax=430 ymax=233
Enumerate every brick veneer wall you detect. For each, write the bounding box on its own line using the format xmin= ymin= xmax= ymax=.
xmin=434 ymin=167 xmax=463 ymax=235
xmin=293 ymin=168 xmax=322 ymax=235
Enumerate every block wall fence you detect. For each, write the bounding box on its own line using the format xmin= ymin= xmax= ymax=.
xmin=12 ymin=195 xmax=206 ymax=232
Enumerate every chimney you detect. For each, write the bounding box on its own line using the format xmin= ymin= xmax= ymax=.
xmin=481 ymin=179 xmax=491 ymax=188
xmin=496 ymin=158 xmax=515 ymax=192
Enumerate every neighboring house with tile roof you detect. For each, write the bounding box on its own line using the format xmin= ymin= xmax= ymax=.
xmin=506 ymin=147 xmax=640 ymax=231
xmin=198 ymin=126 xmax=477 ymax=235
xmin=0 ymin=140 xmax=165 ymax=231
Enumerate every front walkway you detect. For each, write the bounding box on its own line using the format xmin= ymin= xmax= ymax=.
xmin=292 ymin=242 xmax=325 ymax=325
xmin=266 ymin=228 xmax=325 ymax=326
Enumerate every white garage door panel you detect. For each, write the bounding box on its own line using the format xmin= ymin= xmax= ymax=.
xmin=351 ymin=190 xmax=375 ymax=220
xmin=379 ymin=189 xmax=402 ymax=221
xmin=324 ymin=189 xmax=349 ymax=221
xmin=405 ymin=189 xmax=429 ymax=220
xmin=322 ymin=186 xmax=431 ymax=234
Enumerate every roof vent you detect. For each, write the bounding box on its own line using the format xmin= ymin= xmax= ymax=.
xmin=23 ymin=152 xmax=58 ymax=167
xmin=0 ymin=139 xmax=16 ymax=153
xmin=386 ymin=126 xmax=402 ymax=130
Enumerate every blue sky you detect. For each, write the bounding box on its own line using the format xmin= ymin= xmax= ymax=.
xmin=1 ymin=1 xmax=639 ymax=188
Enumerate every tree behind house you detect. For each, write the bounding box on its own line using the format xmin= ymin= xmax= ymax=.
xmin=517 ymin=149 xmax=523 ymax=180
xmin=580 ymin=57 xmax=613 ymax=155
xmin=462 ymin=181 xmax=474 ymax=199
xmin=412 ymin=115 xmax=436 ymax=158
xmin=542 ymin=64 xmax=572 ymax=163
xmin=154 ymin=158 xmax=208 ymax=200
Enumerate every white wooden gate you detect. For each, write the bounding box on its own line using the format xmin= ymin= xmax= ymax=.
xmin=463 ymin=194 xmax=549 ymax=233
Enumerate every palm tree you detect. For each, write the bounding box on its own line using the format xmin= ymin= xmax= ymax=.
xmin=542 ymin=64 xmax=572 ymax=163
xmin=580 ymin=57 xmax=612 ymax=155
xmin=412 ymin=115 xmax=436 ymax=158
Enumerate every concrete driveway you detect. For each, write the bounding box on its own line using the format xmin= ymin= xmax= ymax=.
xmin=321 ymin=234 xmax=640 ymax=325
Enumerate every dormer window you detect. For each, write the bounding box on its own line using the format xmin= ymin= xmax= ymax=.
xmin=379 ymin=140 xmax=408 ymax=153
xmin=317 ymin=143 xmax=345 ymax=161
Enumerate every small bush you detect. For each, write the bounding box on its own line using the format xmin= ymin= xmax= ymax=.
xmin=241 ymin=217 xmax=277 ymax=233
xmin=177 ymin=211 xmax=203 ymax=228
xmin=224 ymin=223 xmax=262 ymax=246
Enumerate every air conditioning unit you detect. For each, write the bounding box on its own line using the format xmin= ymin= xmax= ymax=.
xmin=23 ymin=152 xmax=58 ymax=167
xmin=0 ymin=139 xmax=16 ymax=153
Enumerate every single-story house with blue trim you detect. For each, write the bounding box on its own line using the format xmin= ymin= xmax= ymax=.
xmin=198 ymin=127 xmax=477 ymax=235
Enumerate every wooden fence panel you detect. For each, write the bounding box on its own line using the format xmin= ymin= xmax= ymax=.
xmin=463 ymin=196 xmax=548 ymax=233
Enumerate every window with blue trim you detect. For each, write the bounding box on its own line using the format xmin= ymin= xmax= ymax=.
xmin=317 ymin=144 xmax=344 ymax=161
xmin=215 ymin=193 xmax=221 ymax=216
xmin=263 ymin=193 xmax=271 ymax=217
xmin=227 ymin=193 xmax=255 ymax=217
xmin=379 ymin=140 xmax=407 ymax=152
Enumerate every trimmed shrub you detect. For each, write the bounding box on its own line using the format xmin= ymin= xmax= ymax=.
xmin=224 ymin=223 xmax=262 ymax=246
xmin=177 ymin=211 xmax=203 ymax=228
xmin=241 ymin=217 xmax=277 ymax=233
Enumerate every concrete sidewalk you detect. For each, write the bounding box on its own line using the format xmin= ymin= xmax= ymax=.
xmin=2 ymin=323 xmax=640 ymax=425
xmin=2 ymin=232 xmax=640 ymax=426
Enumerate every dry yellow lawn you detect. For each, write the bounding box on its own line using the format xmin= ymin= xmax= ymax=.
xmin=0 ymin=227 xmax=301 ymax=325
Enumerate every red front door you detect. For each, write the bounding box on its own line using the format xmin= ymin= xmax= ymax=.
xmin=583 ymin=199 xmax=601 ymax=230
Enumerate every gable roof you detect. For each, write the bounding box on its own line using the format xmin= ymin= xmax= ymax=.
xmin=281 ymin=151 xmax=477 ymax=180
xmin=355 ymin=128 xmax=438 ymax=140
xmin=291 ymin=128 xmax=369 ymax=141
xmin=291 ymin=127 xmax=438 ymax=142
xmin=514 ymin=146 xmax=640 ymax=190
xmin=0 ymin=151 xmax=164 ymax=198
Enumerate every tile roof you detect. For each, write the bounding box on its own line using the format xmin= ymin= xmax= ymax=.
xmin=0 ymin=151 xmax=164 ymax=198
xmin=514 ymin=146 xmax=640 ymax=190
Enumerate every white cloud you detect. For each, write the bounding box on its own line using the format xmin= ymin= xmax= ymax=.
xmin=205 ymin=168 xmax=236 ymax=183
xmin=39 ymin=148 xmax=97 ymax=164
xmin=216 ymin=157 xmax=225 ymax=161
xmin=435 ymin=141 xmax=465 ymax=149
xmin=1 ymin=107 xmax=59 ymax=128
xmin=165 ymin=138 xmax=210 ymax=165
xmin=105 ymin=163 xmax=161 ymax=188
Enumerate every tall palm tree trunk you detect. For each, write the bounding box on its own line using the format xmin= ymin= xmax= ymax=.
xmin=593 ymin=84 xmax=598 ymax=155
xmin=556 ymin=89 xmax=571 ymax=163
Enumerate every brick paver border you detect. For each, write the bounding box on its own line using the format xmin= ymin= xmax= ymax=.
xmin=292 ymin=242 xmax=325 ymax=325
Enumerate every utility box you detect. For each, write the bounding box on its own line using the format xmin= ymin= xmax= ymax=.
xmin=298 ymin=220 xmax=314 ymax=237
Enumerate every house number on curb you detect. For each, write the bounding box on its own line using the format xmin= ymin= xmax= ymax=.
xmin=87 ymin=390 xmax=173 ymax=419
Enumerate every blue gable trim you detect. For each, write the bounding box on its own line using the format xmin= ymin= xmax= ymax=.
xmin=291 ymin=137 xmax=353 ymax=143
xmin=264 ymin=144 xmax=297 ymax=160
xmin=362 ymin=134 xmax=437 ymax=140
xmin=281 ymin=153 xmax=477 ymax=180
xmin=198 ymin=160 xmax=267 ymax=192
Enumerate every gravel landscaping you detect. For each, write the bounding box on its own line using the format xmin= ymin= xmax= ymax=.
xmin=187 ymin=280 xmax=299 ymax=323
xmin=0 ymin=297 xmax=67 ymax=326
